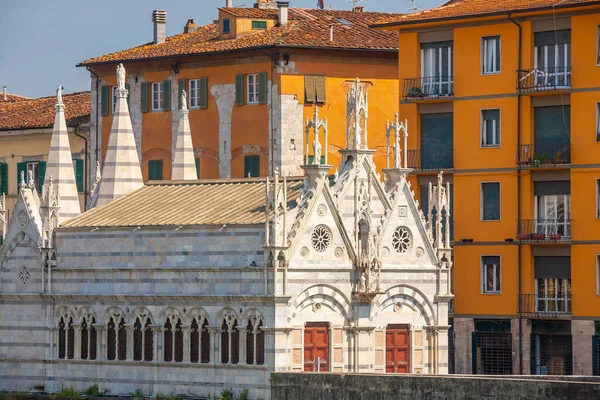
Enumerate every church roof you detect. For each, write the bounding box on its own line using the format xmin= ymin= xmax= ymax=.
xmin=61 ymin=177 xmax=304 ymax=228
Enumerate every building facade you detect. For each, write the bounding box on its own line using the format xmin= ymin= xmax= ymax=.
xmin=374 ymin=0 xmax=600 ymax=376
xmin=77 ymin=0 xmax=400 ymax=186
xmin=0 ymin=74 xmax=453 ymax=398
xmin=0 ymin=91 xmax=90 ymax=241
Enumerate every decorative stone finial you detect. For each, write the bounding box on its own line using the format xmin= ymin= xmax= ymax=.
xmin=27 ymin=170 xmax=35 ymax=189
xmin=19 ymin=171 xmax=26 ymax=190
xmin=304 ymin=104 xmax=328 ymax=166
xmin=346 ymin=78 xmax=369 ymax=150
xmin=385 ymin=113 xmax=409 ymax=169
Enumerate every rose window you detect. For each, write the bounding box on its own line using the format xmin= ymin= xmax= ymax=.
xmin=392 ymin=227 xmax=412 ymax=253
xmin=311 ymin=225 xmax=332 ymax=253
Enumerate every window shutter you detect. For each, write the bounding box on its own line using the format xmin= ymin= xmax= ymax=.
xmin=244 ymin=156 xmax=251 ymax=178
xmin=17 ymin=162 xmax=27 ymax=191
xmin=37 ymin=161 xmax=46 ymax=193
xmin=141 ymin=82 xmax=149 ymax=113
xmin=163 ymin=80 xmax=171 ymax=111
xmin=179 ymin=79 xmax=186 ymax=109
xmin=199 ymin=77 xmax=208 ymax=109
xmin=101 ymin=85 xmax=109 ymax=116
xmin=244 ymin=155 xmax=260 ymax=178
xmin=258 ymin=72 xmax=268 ymax=104
xmin=315 ymin=76 xmax=326 ymax=103
xmin=235 ymin=74 xmax=244 ymax=106
xmin=149 ymin=160 xmax=164 ymax=181
xmin=253 ymin=156 xmax=260 ymax=177
xmin=0 ymin=163 xmax=8 ymax=195
xmin=75 ymin=159 xmax=84 ymax=192
xmin=195 ymin=158 xmax=200 ymax=178
xmin=305 ymin=75 xmax=316 ymax=103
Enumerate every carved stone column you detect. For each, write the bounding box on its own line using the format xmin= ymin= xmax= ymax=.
xmin=151 ymin=325 xmax=162 ymax=362
xmin=237 ymin=326 xmax=247 ymax=365
xmin=93 ymin=324 xmax=105 ymax=361
xmin=182 ymin=324 xmax=191 ymax=363
xmin=209 ymin=327 xmax=220 ymax=364
xmin=73 ymin=324 xmax=81 ymax=359
xmin=125 ymin=324 xmax=134 ymax=361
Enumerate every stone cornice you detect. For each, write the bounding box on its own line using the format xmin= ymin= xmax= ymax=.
xmin=0 ymin=294 xmax=292 ymax=304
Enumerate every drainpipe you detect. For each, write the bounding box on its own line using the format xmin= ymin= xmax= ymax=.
xmin=86 ymin=66 xmax=100 ymax=169
xmin=73 ymin=125 xmax=88 ymax=210
xmin=508 ymin=12 xmax=523 ymax=375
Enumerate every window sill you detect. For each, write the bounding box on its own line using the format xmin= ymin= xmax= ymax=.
xmin=481 ymin=145 xmax=501 ymax=149
xmin=482 ymin=292 xmax=502 ymax=295
xmin=482 ymin=72 xmax=501 ymax=76
xmin=481 ymin=219 xmax=501 ymax=222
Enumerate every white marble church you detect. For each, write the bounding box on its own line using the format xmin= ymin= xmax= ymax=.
xmin=0 ymin=67 xmax=453 ymax=399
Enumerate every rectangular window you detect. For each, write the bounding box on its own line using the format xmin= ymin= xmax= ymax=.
xmin=73 ymin=159 xmax=84 ymax=193
xmin=189 ymin=79 xmax=199 ymax=109
xmin=596 ymin=102 xmax=600 ymax=143
xmin=534 ymin=180 xmax=571 ymax=237
xmin=252 ymin=20 xmax=267 ymax=30
xmin=420 ymin=41 xmax=454 ymax=96
xmin=152 ymin=82 xmax=164 ymax=111
xmin=27 ymin=162 xmax=39 ymax=189
xmin=112 ymin=86 xmax=117 ymax=113
xmin=244 ymin=155 xmax=260 ymax=178
xmin=535 ymin=277 xmax=571 ymax=313
xmin=482 ymin=255 xmax=501 ymax=294
xmin=481 ymin=109 xmax=500 ymax=147
xmin=304 ymin=75 xmax=326 ymax=104
xmin=482 ymin=36 xmax=501 ymax=74
xmin=534 ymin=29 xmax=571 ymax=87
xmin=597 ymin=179 xmax=600 ymax=219
xmin=597 ymin=26 xmax=600 ymax=65
xmin=223 ymin=18 xmax=230 ymax=33
xmin=148 ymin=160 xmax=163 ymax=181
xmin=247 ymin=74 xmax=259 ymax=105
xmin=0 ymin=163 xmax=7 ymax=195
xmin=481 ymin=182 xmax=500 ymax=221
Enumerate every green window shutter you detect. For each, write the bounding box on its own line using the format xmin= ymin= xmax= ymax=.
xmin=37 ymin=161 xmax=46 ymax=193
xmin=179 ymin=79 xmax=186 ymax=109
xmin=307 ymin=156 xmax=325 ymax=165
xmin=420 ymin=113 xmax=454 ymax=170
xmin=125 ymin=83 xmax=130 ymax=108
xmin=101 ymin=85 xmax=109 ymax=116
xmin=148 ymin=160 xmax=163 ymax=181
xmin=199 ymin=77 xmax=208 ymax=109
xmin=141 ymin=82 xmax=149 ymax=113
xmin=74 ymin=159 xmax=84 ymax=192
xmin=223 ymin=19 xmax=231 ymax=33
xmin=163 ymin=80 xmax=171 ymax=111
xmin=0 ymin=163 xmax=8 ymax=195
xmin=195 ymin=158 xmax=200 ymax=178
xmin=315 ymin=75 xmax=326 ymax=103
xmin=534 ymin=106 xmax=570 ymax=160
xmin=305 ymin=75 xmax=316 ymax=103
xmin=482 ymin=182 xmax=500 ymax=221
xmin=258 ymin=72 xmax=268 ymax=105
xmin=235 ymin=74 xmax=244 ymax=106
xmin=244 ymin=155 xmax=260 ymax=178
xmin=17 ymin=162 xmax=27 ymax=191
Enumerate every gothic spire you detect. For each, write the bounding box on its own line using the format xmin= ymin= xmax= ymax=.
xmin=44 ymin=84 xmax=82 ymax=223
xmin=171 ymin=90 xmax=198 ymax=180
xmin=95 ymin=64 xmax=143 ymax=207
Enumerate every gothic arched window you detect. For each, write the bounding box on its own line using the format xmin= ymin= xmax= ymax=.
xmin=246 ymin=318 xmax=265 ymax=365
xmin=80 ymin=317 xmax=97 ymax=360
xmin=133 ymin=315 xmax=153 ymax=362
xmin=220 ymin=315 xmax=239 ymax=364
xmin=164 ymin=317 xmax=183 ymax=363
xmin=191 ymin=316 xmax=210 ymax=364
xmin=107 ymin=315 xmax=126 ymax=361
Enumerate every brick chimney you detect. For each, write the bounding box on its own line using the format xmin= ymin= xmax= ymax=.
xmin=184 ymin=19 xmax=197 ymax=33
xmin=226 ymin=0 xmax=233 ymax=7
xmin=2 ymin=86 xmax=6 ymax=101
xmin=277 ymin=1 xmax=289 ymax=26
xmin=353 ymin=6 xmax=364 ymax=11
xmin=255 ymin=0 xmax=278 ymax=9
xmin=152 ymin=10 xmax=167 ymax=44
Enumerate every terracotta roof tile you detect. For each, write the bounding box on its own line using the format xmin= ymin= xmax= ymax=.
xmin=0 ymin=93 xmax=30 ymax=102
xmin=0 ymin=91 xmax=90 ymax=131
xmin=78 ymin=8 xmax=400 ymax=66
xmin=374 ymin=0 xmax=600 ymax=26
xmin=62 ymin=177 xmax=304 ymax=228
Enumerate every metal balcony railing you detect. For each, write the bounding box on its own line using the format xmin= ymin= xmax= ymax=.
xmin=517 ymin=67 xmax=571 ymax=93
xmin=517 ymin=219 xmax=571 ymax=242
xmin=517 ymin=141 xmax=570 ymax=167
xmin=406 ymin=149 xmax=454 ymax=171
xmin=403 ymin=76 xmax=454 ymax=100
xmin=519 ymin=293 xmax=571 ymax=318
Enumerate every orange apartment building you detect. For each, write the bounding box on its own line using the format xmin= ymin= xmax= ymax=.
xmin=77 ymin=0 xmax=401 ymax=185
xmin=374 ymin=0 xmax=600 ymax=376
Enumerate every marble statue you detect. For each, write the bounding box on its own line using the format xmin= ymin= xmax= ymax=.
xmin=181 ymin=90 xmax=188 ymax=111
xmin=359 ymin=272 xmax=367 ymax=292
xmin=394 ymin=129 xmax=401 ymax=168
xmin=116 ymin=63 xmax=126 ymax=91
xmin=313 ymin=137 xmax=322 ymax=165
xmin=56 ymin=85 xmax=63 ymax=105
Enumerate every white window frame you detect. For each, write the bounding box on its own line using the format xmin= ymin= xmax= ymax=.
xmin=112 ymin=86 xmax=118 ymax=113
xmin=247 ymin=74 xmax=259 ymax=105
xmin=481 ymin=255 xmax=501 ymax=294
xmin=534 ymin=193 xmax=571 ymax=237
xmin=481 ymin=36 xmax=501 ymax=75
xmin=26 ymin=162 xmax=39 ymax=188
xmin=189 ymin=79 xmax=200 ymax=109
xmin=420 ymin=45 xmax=454 ymax=96
xmin=152 ymin=82 xmax=164 ymax=111
xmin=535 ymin=277 xmax=570 ymax=313
xmin=480 ymin=182 xmax=501 ymax=221
xmin=534 ymin=40 xmax=570 ymax=87
xmin=481 ymin=108 xmax=501 ymax=147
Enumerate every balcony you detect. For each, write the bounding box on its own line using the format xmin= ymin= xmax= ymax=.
xmin=517 ymin=141 xmax=570 ymax=168
xmin=519 ymin=293 xmax=571 ymax=318
xmin=517 ymin=67 xmax=571 ymax=94
xmin=517 ymin=219 xmax=571 ymax=242
xmin=406 ymin=149 xmax=454 ymax=171
xmin=402 ymin=76 xmax=454 ymax=101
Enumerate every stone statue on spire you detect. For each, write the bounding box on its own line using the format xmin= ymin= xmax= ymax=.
xmin=304 ymin=104 xmax=328 ymax=166
xmin=181 ymin=89 xmax=188 ymax=111
xmin=56 ymin=85 xmax=63 ymax=105
xmin=313 ymin=135 xmax=322 ymax=165
xmin=116 ymin=63 xmax=126 ymax=91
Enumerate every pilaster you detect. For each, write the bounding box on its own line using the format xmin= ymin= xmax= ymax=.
xmin=182 ymin=324 xmax=191 ymax=363
xmin=93 ymin=324 xmax=105 ymax=361
xmin=125 ymin=324 xmax=134 ymax=361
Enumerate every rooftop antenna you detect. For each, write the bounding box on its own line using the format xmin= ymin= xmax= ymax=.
xmin=406 ymin=0 xmax=421 ymax=12
xmin=348 ymin=0 xmax=363 ymax=9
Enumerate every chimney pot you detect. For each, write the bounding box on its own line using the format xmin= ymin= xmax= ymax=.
xmin=184 ymin=18 xmax=197 ymax=33
xmin=152 ymin=10 xmax=167 ymax=44
xmin=2 ymin=86 xmax=6 ymax=101
xmin=329 ymin=25 xmax=334 ymax=42
xmin=276 ymin=1 xmax=289 ymax=26
xmin=226 ymin=0 xmax=233 ymax=7
xmin=353 ymin=6 xmax=364 ymax=12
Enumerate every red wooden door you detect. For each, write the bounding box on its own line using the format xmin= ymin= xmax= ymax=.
xmin=304 ymin=322 xmax=329 ymax=372
xmin=386 ymin=325 xmax=410 ymax=373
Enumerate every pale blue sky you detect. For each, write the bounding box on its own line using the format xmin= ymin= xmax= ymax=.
xmin=0 ymin=0 xmax=446 ymax=98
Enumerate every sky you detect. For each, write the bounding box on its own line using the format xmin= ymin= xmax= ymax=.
xmin=0 ymin=0 xmax=446 ymax=98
